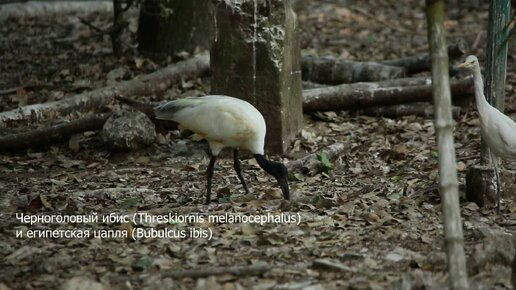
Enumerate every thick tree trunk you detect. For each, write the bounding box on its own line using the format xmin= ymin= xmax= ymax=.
xmin=426 ymin=0 xmax=469 ymax=289
xmin=485 ymin=0 xmax=510 ymax=110
xmin=301 ymin=55 xmax=406 ymax=85
xmin=303 ymin=76 xmax=473 ymax=112
xmin=480 ymin=0 xmax=511 ymax=165
xmin=137 ymin=0 xmax=210 ymax=58
xmin=0 ymin=53 xmax=209 ymax=128
xmin=210 ymin=0 xmax=303 ymax=154
xmin=111 ymin=0 xmax=125 ymax=57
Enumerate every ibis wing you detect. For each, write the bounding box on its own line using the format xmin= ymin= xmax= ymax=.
xmin=154 ymin=95 xmax=266 ymax=154
xmin=172 ymin=102 xmax=257 ymax=144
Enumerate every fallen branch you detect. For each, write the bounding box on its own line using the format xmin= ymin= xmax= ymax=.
xmin=301 ymin=55 xmax=406 ymax=85
xmin=0 ymin=1 xmax=113 ymax=21
xmin=0 ymin=53 xmax=210 ymax=128
xmin=356 ymin=103 xmax=461 ymax=119
xmin=287 ymin=143 xmax=345 ymax=175
xmin=382 ymin=39 xmax=469 ymax=74
xmin=303 ymin=76 xmax=473 ymax=112
xmin=163 ymin=263 xmax=269 ymax=279
xmin=0 ymin=114 xmax=109 ymax=150
xmin=7 ymin=74 xmax=470 ymax=151
xmin=120 ymin=76 xmax=437 ymax=112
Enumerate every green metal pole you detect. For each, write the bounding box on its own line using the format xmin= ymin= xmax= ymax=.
xmin=485 ymin=0 xmax=511 ymax=110
xmin=482 ymin=0 xmax=511 ymax=165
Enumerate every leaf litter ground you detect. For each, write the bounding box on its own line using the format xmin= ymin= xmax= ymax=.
xmin=1 ymin=0 xmax=516 ymax=289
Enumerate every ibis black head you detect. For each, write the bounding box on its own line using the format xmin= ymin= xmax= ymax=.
xmin=254 ymin=154 xmax=290 ymax=200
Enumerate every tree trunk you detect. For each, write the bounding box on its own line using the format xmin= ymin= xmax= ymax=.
xmin=302 ymin=76 xmax=473 ymax=112
xmin=210 ymin=0 xmax=303 ymax=154
xmin=111 ymin=0 xmax=125 ymax=57
xmin=0 ymin=53 xmax=209 ymax=128
xmin=426 ymin=0 xmax=469 ymax=289
xmin=481 ymin=0 xmax=511 ymax=164
xmin=301 ymin=55 xmax=406 ymax=85
xmin=0 ymin=2 xmax=113 ymax=21
xmin=0 ymin=114 xmax=109 ymax=150
xmin=485 ymin=0 xmax=511 ymax=110
xmin=137 ymin=0 xmax=210 ymax=58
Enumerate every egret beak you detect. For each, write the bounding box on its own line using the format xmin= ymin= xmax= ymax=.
xmin=457 ymin=61 xmax=470 ymax=68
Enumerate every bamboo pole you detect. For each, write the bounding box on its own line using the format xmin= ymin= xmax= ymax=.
xmin=426 ymin=1 xmax=469 ymax=289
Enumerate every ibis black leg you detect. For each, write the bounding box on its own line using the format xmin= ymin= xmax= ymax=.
xmin=233 ymin=149 xmax=250 ymax=194
xmin=206 ymin=155 xmax=217 ymax=204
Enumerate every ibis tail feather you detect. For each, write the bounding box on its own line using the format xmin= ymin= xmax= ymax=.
xmin=154 ymin=98 xmax=204 ymax=120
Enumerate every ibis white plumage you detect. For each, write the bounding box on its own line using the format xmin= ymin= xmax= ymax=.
xmin=154 ymin=95 xmax=290 ymax=204
xmin=458 ymin=55 xmax=516 ymax=213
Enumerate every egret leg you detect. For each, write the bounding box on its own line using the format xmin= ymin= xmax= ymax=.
xmin=489 ymin=150 xmax=502 ymax=214
xmin=206 ymin=155 xmax=217 ymax=204
xmin=233 ymin=149 xmax=250 ymax=194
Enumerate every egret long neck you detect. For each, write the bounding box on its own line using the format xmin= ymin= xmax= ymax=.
xmin=472 ymin=64 xmax=490 ymax=117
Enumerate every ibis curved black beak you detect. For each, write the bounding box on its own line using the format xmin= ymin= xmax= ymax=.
xmin=254 ymin=154 xmax=291 ymax=201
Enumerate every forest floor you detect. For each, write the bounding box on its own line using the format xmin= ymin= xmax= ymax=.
xmin=1 ymin=0 xmax=516 ymax=289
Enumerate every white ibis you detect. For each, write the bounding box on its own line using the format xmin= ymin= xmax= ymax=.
xmin=458 ymin=55 xmax=516 ymax=213
xmin=154 ymin=95 xmax=290 ymax=204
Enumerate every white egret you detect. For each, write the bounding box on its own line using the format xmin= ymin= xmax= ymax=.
xmin=458 ymin=55 xmax=516 ymax=213
xmin=154 ymin=95 xmax=290 ymax=204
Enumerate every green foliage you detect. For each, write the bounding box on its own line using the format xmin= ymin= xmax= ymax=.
xmin=317 ymin=151 xmax=333 ymax=173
